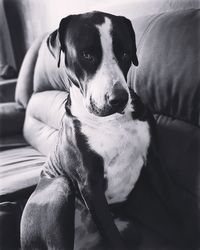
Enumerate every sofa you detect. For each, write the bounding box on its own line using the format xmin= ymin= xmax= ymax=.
xmin=0 ymin=2 xmax=200 ymax=249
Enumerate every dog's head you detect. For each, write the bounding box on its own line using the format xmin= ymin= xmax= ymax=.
xmin=47 ymin=11 xmax=138 ymax=116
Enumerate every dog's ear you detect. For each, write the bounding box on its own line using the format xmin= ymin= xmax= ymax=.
xmin=47 ymin=15 xmax=72 ymax=67
xmin=122 ymin=17 xmax=139 ymax=66
xmin=47 ymin=30 xmax=61 ymax=67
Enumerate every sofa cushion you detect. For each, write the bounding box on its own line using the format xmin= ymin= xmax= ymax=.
xmin=155 ymin=114 xmax=200 ymax=196
xmin=126 ymin=9 xmax=200 ymax=245
xmin=0 ymin=146 xmax=45 ymax=201
xmin=127 ymin=9 xmax=200 ymax=194
xmin=131 ymin=9 xmax=200 ymax=126
xmin=15 ymin=36 xmax=46 ymax=108
xmin=33 ymin=36 xmax=70 ymax=93
xmin=23 ymin=90 xmax=68 ymax=155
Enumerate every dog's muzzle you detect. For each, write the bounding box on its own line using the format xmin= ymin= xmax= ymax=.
xmin=88 ymin=84 xmax=129 ymax=117
xmin=108 ymin=85 xmax=129 ymax=114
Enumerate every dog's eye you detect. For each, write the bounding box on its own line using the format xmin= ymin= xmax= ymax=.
xmin=82 ymin=51 xmax=94 ymax=62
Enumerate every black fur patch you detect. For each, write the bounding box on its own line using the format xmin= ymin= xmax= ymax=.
xmin=72 ymin=119 xmax=105 ymax=183
xmin=129 ymin=88 xmax=151 ymax=122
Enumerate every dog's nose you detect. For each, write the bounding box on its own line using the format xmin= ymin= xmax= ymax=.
xmin=109 ymin=86 xmax=128 ymax=109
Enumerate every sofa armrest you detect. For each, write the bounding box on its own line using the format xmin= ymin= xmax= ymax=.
xmin=0 ymin=78 xmax=17 ymax=103
xmin=0 ymin=102 xmax=25 ymax=137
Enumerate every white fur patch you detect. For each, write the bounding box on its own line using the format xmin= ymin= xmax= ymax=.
xmin=81 ymin=111 xmax=150 ymax=204
xmin=84 ymin=17 xmax=129 ymax=111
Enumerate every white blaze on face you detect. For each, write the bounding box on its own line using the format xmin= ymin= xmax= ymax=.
xmin=84 ymin=17 xmax=129 ymax=112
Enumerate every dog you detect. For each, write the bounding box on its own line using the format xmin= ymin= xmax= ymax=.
xmin=20 ymin=11 xmax=179 ymax=250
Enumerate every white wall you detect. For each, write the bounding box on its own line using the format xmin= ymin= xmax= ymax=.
xmin=46 ymin=0 xmax=200 ymax=30
xmin=93 ymin=0 xmax=200 ymax=18
xmin=46 ymin=0 xmax=200 ymax=16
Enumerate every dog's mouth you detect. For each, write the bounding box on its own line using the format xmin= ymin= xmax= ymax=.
xmin=88 ymin=97 xmax=127 ymax=117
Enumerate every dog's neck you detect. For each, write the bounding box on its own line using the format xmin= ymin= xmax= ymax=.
xmin=69 ymin=84 xmax=134 ymax=126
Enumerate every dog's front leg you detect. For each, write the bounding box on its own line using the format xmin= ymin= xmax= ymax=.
xmin=77 ymin=170 xmax=127 ymax=250
xmin=21 ymin=176 xmax=75 ymax=250
xmin=58 ymin=117 xmax=127 ymax=249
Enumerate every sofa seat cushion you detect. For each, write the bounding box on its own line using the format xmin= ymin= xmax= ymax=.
xmin=0 ymin=146 xmax=45 ymax=201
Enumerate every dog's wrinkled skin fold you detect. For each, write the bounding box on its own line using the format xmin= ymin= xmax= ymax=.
xmin=20 ymin=11 xmax=186 ymax=250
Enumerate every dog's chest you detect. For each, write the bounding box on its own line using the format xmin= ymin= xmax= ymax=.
xmin=81 ymin=115 xmax=150 ymax=204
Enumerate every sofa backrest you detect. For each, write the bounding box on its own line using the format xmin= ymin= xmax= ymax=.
xmin=129 ymin=9 xmax=200 ymax=198
xmin=131 ymin=9 xmax=200 ymax=126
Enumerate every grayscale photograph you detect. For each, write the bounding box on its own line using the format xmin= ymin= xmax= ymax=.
xmin=0 ymin=0 xmax=200 ymax=249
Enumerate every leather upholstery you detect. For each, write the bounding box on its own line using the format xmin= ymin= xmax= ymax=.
xmin=155 ymin=114 xmax=200 ymax=196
